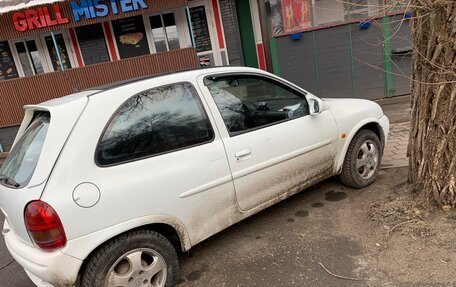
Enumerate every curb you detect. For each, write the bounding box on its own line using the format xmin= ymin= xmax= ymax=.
xmin=381 ymin=164 xmax=408 ymax=170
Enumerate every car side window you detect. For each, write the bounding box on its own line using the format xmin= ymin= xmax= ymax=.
xmin=96 ymin=83 xmax=214 ymax=166
xmin=205 ymin=75 xmax=310 ymax=135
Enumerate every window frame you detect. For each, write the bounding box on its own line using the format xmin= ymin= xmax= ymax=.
xmin=94 ymin=81 xmax=216 ymax=168
xmin=40 ymin=30 xmax=78 ymax=71
xmin=10 ymin=36 xmax=52 ymax=77
xmin=204 ymin=72 xmax=311 ymax=137
xmin=143 ymin=9 xmax=190 ymax=54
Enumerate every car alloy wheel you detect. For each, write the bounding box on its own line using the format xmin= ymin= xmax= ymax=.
xmin=105 ymin=248 xmax=167 ymax=287
xmin=356 ymin=140 xmax=379 ymax=180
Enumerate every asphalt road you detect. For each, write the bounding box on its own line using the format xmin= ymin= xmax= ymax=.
xmin=0 ymin=175 xmax=373 ymax=287
xmin=0 ymin=215 xmax=34 ymax=286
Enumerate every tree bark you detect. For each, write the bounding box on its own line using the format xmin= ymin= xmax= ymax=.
xmin=408 ymin=0 xmax=456 ymax=206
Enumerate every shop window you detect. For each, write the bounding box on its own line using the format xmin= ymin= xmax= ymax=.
xmin=75 ymin=23 xmax=110 ymax=65
xmin=270 ymin=0 xmax=383 ymax=36
xmin=44 ymin=34 xmax=72 ymax=71
xmin=0 ymin=41 xmax=19 ymax=80
xmin=112 ymin=16 xmax=150 ymax=59
xmin=312 ymin=0 xmax=345 ymax=27
xmin=149 ymin=13 xmax=180 ymax=53
xmin=344 ymin=0 xmax=382 ymax=20
xmin=386 ymin=0 xmax=409 ymax=13
xmin=14 ymin=40 xmax=45 ymax=76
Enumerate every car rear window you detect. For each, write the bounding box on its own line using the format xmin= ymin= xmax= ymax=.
xmin=0 ymin=112 xmax=50 ymax=188
xmin=96 ymin=82 xmax=214 ymax=166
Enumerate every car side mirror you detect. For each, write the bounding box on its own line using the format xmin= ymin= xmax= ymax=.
xmin=306 ymin=95 xmax=323 ymax=115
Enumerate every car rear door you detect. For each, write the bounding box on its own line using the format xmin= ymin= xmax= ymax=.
xmin=199 ymin=72 xmax=339 ymax=211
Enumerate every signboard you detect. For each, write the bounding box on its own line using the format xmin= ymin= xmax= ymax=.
xmin=281 ymin=0 xmax=311 ymax=33
xmin=0 ymin=41 xmax=19 ymax=81
xmin=190 ymin=6 xmax=212 ymax=53
xmin=112 ymin=16 xmax=150 ymax=59
xmin=12 ymin=0 xmax=149 ymax=32
xmin=13 ymin=5 xmax=69 ymax=32
xmin=71 ymin=0 xmax=148 ymax=22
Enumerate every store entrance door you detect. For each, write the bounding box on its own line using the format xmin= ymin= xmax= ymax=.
xmin=188 ymin=0 xmax=224 ymax=67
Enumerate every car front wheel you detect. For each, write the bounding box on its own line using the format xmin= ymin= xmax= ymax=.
xmin=80 ymin=230 xmax=178 ymax=287
xmin=339 ymin=129 xmax=382 ymax=188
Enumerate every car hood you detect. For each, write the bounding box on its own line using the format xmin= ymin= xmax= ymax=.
xmin=323 ymin=98 xmax=384 ymax=120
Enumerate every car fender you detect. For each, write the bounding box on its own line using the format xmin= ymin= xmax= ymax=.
xmin=335 ymin=117 xmax=385 ymax=172
xmin=62 ymin=214 xmax=192 ymax=261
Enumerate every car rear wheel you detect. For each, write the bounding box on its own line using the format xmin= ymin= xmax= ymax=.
xmin=339 ymin=129 xmax=382 ymax=188
xmin=80 ymin=230 xmax=178 ymax=287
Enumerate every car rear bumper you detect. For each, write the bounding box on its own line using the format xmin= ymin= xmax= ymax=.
xmin=3 ymin=220 xmax=82 ymax=287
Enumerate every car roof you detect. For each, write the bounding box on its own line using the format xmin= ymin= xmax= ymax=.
xmin=86 ymin=66 xmax=264 ymax=94
xmin=30 ymin=66 xmax=267 ymax=109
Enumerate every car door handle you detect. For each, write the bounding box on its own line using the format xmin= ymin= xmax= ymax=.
xmin=235 ymin=149 xmax=252 ymax=161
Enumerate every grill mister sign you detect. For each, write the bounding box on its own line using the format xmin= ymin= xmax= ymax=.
xmin=13 ymin=0 xmax=148 ymax=31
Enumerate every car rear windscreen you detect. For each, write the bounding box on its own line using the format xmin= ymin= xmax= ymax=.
xmin=0 ymin=112 xmax=50 ymax=188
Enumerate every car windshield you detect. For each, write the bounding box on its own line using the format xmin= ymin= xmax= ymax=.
xmin=0 ymin=112 xmax=50 ymax=188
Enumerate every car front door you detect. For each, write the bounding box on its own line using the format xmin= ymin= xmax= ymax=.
xmin=200 ymin=73 xmax=339 ymax=211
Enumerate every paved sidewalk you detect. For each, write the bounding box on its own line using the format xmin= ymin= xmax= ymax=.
xmin=376 ymin=95 xmax=411 ymax=169
xmin=382 ymin=121 xmax=409 ymax=168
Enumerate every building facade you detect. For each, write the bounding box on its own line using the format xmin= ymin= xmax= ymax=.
xmin=0 ymin=0 xmax=411 ymax=151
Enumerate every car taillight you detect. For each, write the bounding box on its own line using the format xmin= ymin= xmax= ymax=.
xmin=24 ymin=200 xmax=67 ymax=251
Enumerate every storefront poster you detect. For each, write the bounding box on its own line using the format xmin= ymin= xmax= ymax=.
xmin=198 ymin=55 xmax=212 ymax=67
xmin=190 ymin=6 xmax=212 ymax=53
xmin=281 ymin=0 xmax=311 ymax=34
xmin=112 ymin=16 xmax=150 ymax=59
xmin=0 ymin=41 xmax=19 ymax=80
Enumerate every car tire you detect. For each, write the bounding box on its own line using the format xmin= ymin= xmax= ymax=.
xmin=339 ymin=129 xmax=382 ymax=188
xmin=80 ymin=230 xmax=178 ymax=287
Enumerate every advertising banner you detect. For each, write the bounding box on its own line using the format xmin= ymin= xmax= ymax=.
xmin=112 ymin=16 xmax=150 ymax=59
xmin=281 ymin=0 xmax=312 ymax=33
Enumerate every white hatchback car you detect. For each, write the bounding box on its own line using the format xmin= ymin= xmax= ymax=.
xmin=0 ymin=67 xmax=389 ymax=287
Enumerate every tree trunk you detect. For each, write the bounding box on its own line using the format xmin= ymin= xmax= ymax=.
xmin=408 ymin=0 xmax=456 ymax=206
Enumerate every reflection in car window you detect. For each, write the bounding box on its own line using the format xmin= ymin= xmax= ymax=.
xmin=97 ymin=83 xmax=214 ymax=166
xmin=206 ymin=75 xmax=310 ymax=134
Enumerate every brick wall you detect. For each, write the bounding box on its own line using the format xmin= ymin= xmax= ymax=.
xmin=218 ymin=0 xmax=243 ymax=66
xmin=0 ymin=125 xmax=19 ymax=152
